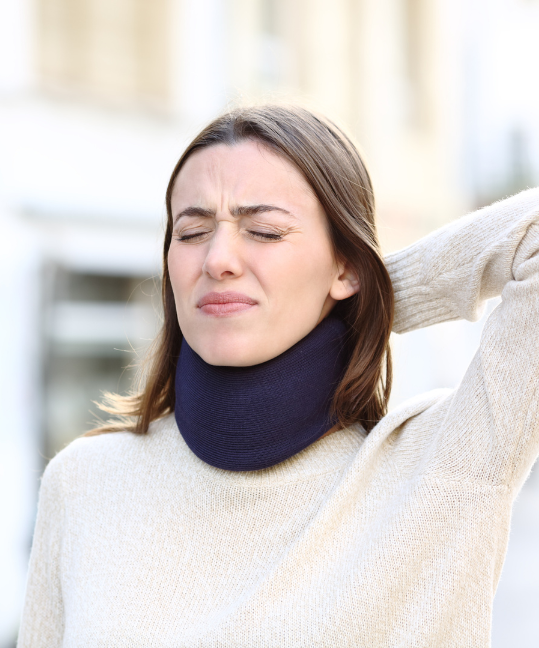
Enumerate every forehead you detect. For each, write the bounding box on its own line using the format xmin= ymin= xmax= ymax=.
xmin=171 ymin=141 xmax=317 ymax=206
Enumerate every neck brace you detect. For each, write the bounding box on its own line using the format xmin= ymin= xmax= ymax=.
xmin=174 ymin=316 xmax=349 ymax=471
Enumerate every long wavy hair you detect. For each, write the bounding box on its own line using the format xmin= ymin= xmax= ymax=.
xmin=86 ymin=104 xmax=394 ymax=437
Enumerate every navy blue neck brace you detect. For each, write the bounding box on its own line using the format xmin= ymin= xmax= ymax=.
xmin=174 ymin=316 xmax=349 ymax=471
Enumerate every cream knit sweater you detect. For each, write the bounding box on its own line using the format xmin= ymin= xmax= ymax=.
xmin=18 ymin=189 xmax=539 ymax=647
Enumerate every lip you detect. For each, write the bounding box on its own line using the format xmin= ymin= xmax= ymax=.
xmin=197 ymin=291 xmax=258 ymax=316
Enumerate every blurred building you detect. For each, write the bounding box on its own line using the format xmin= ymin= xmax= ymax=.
xmin=1 ymin=0 xmax=538 ymax=646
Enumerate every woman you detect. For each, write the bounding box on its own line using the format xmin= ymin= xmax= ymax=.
xmin=18 ymin=105 xmax=539 ymax=647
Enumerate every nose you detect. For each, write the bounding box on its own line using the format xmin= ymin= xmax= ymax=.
xmin=202 ymin=222 xmax=243 ymax=280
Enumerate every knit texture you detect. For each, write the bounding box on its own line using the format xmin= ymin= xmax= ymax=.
xmin=18 ymin=189 xmax=539 ymax=647
xmin=175 ymin=315 xmax=348 ymax=471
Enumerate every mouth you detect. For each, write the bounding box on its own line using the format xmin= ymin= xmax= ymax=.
xmin=197 ymin=291 xmax=258 ymax=317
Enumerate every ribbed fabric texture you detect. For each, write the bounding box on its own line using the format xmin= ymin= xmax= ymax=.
xmin=18 ymin=189 xmax=539 ymax=648
xmin=174 ymin=316 xmax=348 ymax=471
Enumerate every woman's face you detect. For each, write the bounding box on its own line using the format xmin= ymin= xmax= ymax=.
xmin=168 ymin=140 xmax=358 ymax=366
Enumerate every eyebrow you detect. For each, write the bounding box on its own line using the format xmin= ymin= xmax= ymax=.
xmin=173 ymin=204 xmax=295 ymax=224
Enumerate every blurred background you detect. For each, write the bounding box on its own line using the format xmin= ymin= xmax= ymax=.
xmin=1 ymin=0 xmax=538 ymax=645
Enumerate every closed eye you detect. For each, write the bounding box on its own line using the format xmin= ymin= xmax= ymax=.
xmin=175 ymin=232 xmax=207 ymax=242
xmin=175 ymin=230 xmax=283 ymax=243
xmin=248 ymin=231 xmax=283 ymax=241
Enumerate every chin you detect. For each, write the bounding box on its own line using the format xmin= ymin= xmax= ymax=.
xmin=191 ymin=333 xmax=264 ymax=367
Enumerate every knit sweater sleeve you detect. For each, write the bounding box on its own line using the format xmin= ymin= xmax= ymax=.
xmin=17 ymin=455 xmax=65 ymax=647
xmin=384 ymin=188 xmax=539 ymax=488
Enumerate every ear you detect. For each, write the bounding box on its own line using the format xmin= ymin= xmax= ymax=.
xmin=329 ymin=259 xmax=360 ymax=301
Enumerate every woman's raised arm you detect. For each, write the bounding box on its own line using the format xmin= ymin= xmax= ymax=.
xmin=18 ymin=456 xmax=66 ymax=647
xmin=386 ymin=188 xmax=539 ymax=334
xmin=385 ymin=188 xmax=539 ymax=489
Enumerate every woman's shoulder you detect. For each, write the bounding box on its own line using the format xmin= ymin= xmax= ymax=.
xmin=380 ymin=388 xmax=453 ymax=434
xmin=42 ymin=414 xmax=179 ymax=491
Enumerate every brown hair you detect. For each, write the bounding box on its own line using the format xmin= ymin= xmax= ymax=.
xmin=86 ymin=104 xmax=394 ymax=437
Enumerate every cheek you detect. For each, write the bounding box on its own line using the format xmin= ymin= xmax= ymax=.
xmin=167 ymin=248 xmax=202 ymax=305
xmin=251 ymin=241 xmax=335 ymax=300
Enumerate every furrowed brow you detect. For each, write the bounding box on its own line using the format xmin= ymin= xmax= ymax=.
xmin=173 ymin=206 xmax=215 ymax=224
xmin=173 ymin=203 xmax=295 ymax=225
xmin=231 ymin=204 xmax=294 ymax=218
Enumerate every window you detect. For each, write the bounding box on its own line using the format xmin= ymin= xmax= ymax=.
xmin=403 ymin=0 xmax=428 ymax=127
xmin=258 ymin=0 xmax=284 ymax=90
xmin=36 ymin=0 xmax=170 ymax=107
xmin=42 ymin=267 xmax=159 ymax=457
